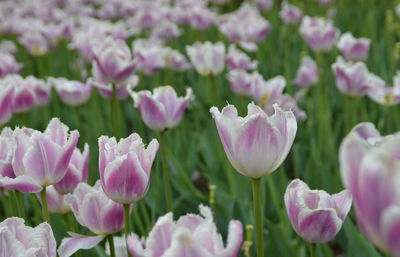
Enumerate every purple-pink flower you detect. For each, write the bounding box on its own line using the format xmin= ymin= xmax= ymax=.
xmin=52 ymin=78 xmax=93 ymax=106
xmin=337 ymin=32 xmax=370 ymax=61
xmin=210 ymin=103 xmax=297 ymax=178
xmin=285 ymin=179 xmax=352 ymax=243
xmin=279 ymin=2 xmax=303 ymax=24
xmin=226 ymin=45 xmax=258 ymax=71
xmin=99 ymin=133 xmax=159 ymax=204
xmin=0 ymin=217 xmax=56 ymax=257
xmin=292 ymin=56 xmax=318 ymax=89
xmin=0 ymin=52 xmax=22 ymax=77
xmin=186 ymin=41 xmax=225 ymax=76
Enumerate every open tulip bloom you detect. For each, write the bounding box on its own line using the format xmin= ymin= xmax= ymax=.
xmin=284 ymin=179 xmax=352 ymax=243
xmin=210 ymin=102 xmax=297 ymax=257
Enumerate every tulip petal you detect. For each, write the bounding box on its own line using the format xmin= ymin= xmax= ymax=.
xmin=0 ymin=175 xmax=42 ymax=193
xmin=58 ymin=234 xmax=105 ymax=257
xmin=381 ymin=206 xmax=400 ymax=256
xmin=332 ymin=189 xmax=352 ymax=220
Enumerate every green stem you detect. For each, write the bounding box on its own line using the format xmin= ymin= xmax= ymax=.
xmin=209 ymin=75 xmax=220 ymax=107
xmin=40 ymin=187 xmax=50 ymax=223
xmin=159 ymin=132 xmax=173 ymax=212
xmin=266 ymin=176 xmax=280 ymax=217
xmin=124 ymin=204 xmax=132 ymax=257
xmin=310 ymin=243 xmax=316 ymax=257
xmin=107 ymin=235 xmax=116 ymax=257
xmin=1 ymin=191 xmax=11 ymax=217
xmin=344 ymin=96 xmax=351 ymax=133
xmin=15 ymin=191 xmax=26 ymax=219
xmin=111 ymin=84 xmax=120 ymax=139
xmin=252 ymin=178 xmax=264 ymax=257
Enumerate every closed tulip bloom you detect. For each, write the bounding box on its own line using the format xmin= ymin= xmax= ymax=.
xmin=0 ymin=79 xmax=14 ymax=125
xmin=337 ymin=32 xmax=371 ymax=61
xmin=2 ymin=118 xmax=79 ymax=193
xmin=186 ymin=41 xmax=225 ymax=76
xmin=164 ymin=48 xmax=192 ymax=71
xmin=339 ymin=123 xmax=400 ymax=255
xmin=59 ymin=181 xmax=124 ymax=257
xmin=53 ymin=143 xmax=89 ymax=194
xmin=25 ymin=76 xmax=52 ymax=107
xmin=0 ymin=40 xmax=17 ymax=55
xmin=131 ymin=86 xmax=193 ymax=132
xmin=226 ymin=70 xmax=253 ymax=96
xmin=264 ymin=94 xmax=307 ymax=122
xmin=151 ymin=21 xmax=181 ymax=41
xmin=92 ymin=37 xmax=136 ymax=84
xmin=127 ymin=205 xmax=243 ymax=257
xmin=133 ymin=44 xmax=167 ymax=75
xmin=0 ymin=128 xmax=16 ymax=189
xmin=52 ymin=78 xmax=92 ymax=106
xmin=188 ymin=6 xmax=215 ymax=30
xmin=18 ymin=31 xmax=50 ymax=56
xmin=0 ymin=217 xmax=56 ymax=257
xmin=4 ymin=74 xmax=36 ymax=113
xmin=285 ymin=179 xmax=352 ymax=243
xmin=299 ymin=16 xmax=340 ymax=52
xmin=279 ymin=2 xmax=303 ymax=25
xmin=292 ymin=56 xmax=318 ymax=89
xmin=210 ymin=103 xmax=297 ymax=178
xmin=332 ymin=56 xmax=371 ymax=97
xmin=99 ymin=133 xmax=159 ymax=204
xmin=226 ymin=45 xmax=258 ymax=71
xmin=0 ymin=52 xmax=22 ymax=77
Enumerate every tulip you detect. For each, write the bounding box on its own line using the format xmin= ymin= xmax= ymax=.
xmin=331 ymin=56 xmax=371 ymax=97
xmin=92 ymin=37 xmax=136 ymax=85
xmin=0 ymin=128 xmax=15 ymax=181
xmin=367 ymin=72 xmax=400 ymax=106
xmin=211 ymin=102 xmax=297 ymax=257
xmin=0 ymin=40 xmax=17 ymax=55
xmin=251 ymin=75 xmax=286 ymax=106
xmin=255 ymin=0 xmax=274 ymax=11
xmin=92 ymin=75 xmax=139 ymax=100
xmin=284 ymin=179 xmax=352 ymax=243
xmin=59 ymin=181 xmax=124 ymax=257
xmin=337 ymin=32 xmax=371 ymax=61
xmin=18 ymin=31 xmax=50 ymax=56
xmin=299 ymin=16 xmax=340 ymax=52
xmin=126 ymin=205 xmax=243 ymax=257
xmin=133 ymin=44 xmax=167 ymax=75
xmin=41 ymin=185 xmax=70 ymax=214
xmin=187 ymin=6 xmax=215 ymax=30
xmin=51 ymin=78 xmax=93 ymax=106
xmin=25 ymin=75 xmax=52 ymax=107
xmin=131 ymin=86 xmax=193 ymax=132
xmin=164 ymin=48 xmax=192 ymax=71
xmin=339 ymin=122 xmax=400 ymax=256
xmin=5 ymin=74 xmax=36 ymax=113
xmin=0 ymin=79 xmax=14 ymax=125
xmin=151 ymin=21 xmax=181 ymax=41
xmin=279 ymin=2 xmax=303 ymax=25
xmin=226 ymin=45 xmax=258 ymax=71
xmin=186 ymin=41 xmax=225 ymax=76
xmin=0 ymin=217 xmax=56 ymax=257
xmin=264 ymin=94 xmax=307 ymax=122
xmin=0 ymin=52 xmax=22 ymax=77
xmin=53 ymin=143 xmax=89 ymax=195
xmin=226 ymin=70 xmax=254 ymax=96
xmin=292 ymin=56 xmax=318 ymax=89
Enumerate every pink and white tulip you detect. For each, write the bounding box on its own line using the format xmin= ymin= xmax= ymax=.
xmin=131 ymin=86 xmax=193 ymax=132
xmin=226 ymin=70 xmax=254 ymax=96
xmin=292 ymin=56 xmax=318 ymax=89
xmin=210 ymin=103 xmax=297 ymax=178
xmin=285 ymin=179 xmax=352 ymax=243
xmin=52 ymin=78 xmax=93 ymax=106
xmin=0 ymin=217 xmax=56 ymax=257
xmin=339 ymin=123 xmax=400 ymax=256
xmin=0 ymin=79 xmax=14 ymax=125
xmin=299 ymin=16 xmax=340 ymax=52
xmin=0 ymin=52 xmax=22 ymax=77
xmin=186 ymin=41 xmax=225 ymax=76
xmin=226 ymin=45 xmax=258 ymax=71
xmin=127 ymin=205 xmax=243 ymax=257
xmin=279 ymin=2 xmax=303 ymax=25
xmin=337 ymin=32 xmax=371 ymax=61
xmin=99 ymin=133 xmax=159 ymax=204
xmin=367 ymin=72 xmax=400 ymax=106
xmin=251 ymin=75 xmax=286 ymax=106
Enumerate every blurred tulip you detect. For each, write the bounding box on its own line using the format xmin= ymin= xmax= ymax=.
xmin=299 ymin=16 xmax=340 ymax=52
xmin=53 ymin=143 xmax=89 ymax=194
xmin=279 ymin=2 xmax=303 ymax=24
xmin=226 ymin=70 xmax=253 ymax=96
xmin=41 ymin=185 xmax=70 ymax=214
xmin=0 ymin=52 xmax=22 ymax=77
xmin=337 ymin=32 xmax=370 ymax=61
xmin=186 ymin=41 xmax=225 ymax=76
xmin=92 ymin=37 xmax=136 ymax=85
xmin=0 ymin=128 xmax=16 ymax=186
xmin=133 ymin=44 xmax=166 ymax=75
xmin=59 ymin=181 xmax=124 ymax=257
xmin=264 ymin=94 xmax=307 ymax=122
xmin=98 ymin=133 xmax=159 ymax=204
xmin=226 ymin=45 xmax=258 ymax=71
xmin=339 ymin=123 xmax=400 ymax=256
xmin=131 ymin=86 xmax=193 ymax=132
xmin=52 ymin=78 xmax=92 ymax=106
xmin=188 ymin=6 xmax=215 ymax=30
xmin=0 ymin=40 xmax=17 ymax=55
xmin=367 ymin=73 xmax=400 ymax=106
xmin=5 ymin=75 xmax=36 ymax=113
xmin=0 ymin=79 xmax=14 ymax=125
xmin=19 ymin=31 xmax=50 ymax=56
xmin=293 ymin=56 xmax=318 ymax=89
xmin=151 ymin=21 xmax=181 ymax=41
xmin=331 ymin=56 xmax=371 ymax=97
xmin=210 ymin=102 xmax=297 ymax=178
xmin=127 ymin=205 xmax=243 ymax=257
xmin=285 ymin=179 xmax=352 ymax=243
xmin=0 ymin=217 xmax=56 ymax=256
xmin=0 ymin=118 xmax=79 ymax=193
xmin=254 ymin=0 xmax=274 ymax=11
xmin=25 ymin=75 xmax=52 ymax=107
xmin=164 ymin=48 xmax=192 ymax=71
xmin=251 ymin=75 xmax=286 ymax=106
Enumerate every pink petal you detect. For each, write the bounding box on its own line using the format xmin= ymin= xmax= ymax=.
xmin=58 ymin=234 xmax=105 ymax=257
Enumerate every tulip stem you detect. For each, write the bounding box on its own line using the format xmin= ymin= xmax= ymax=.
xmin=159 ymin=132 xmax=173 ymax=212
xmin=310 ymin=243 xmax=316 ymax=257
xmin=14 ymin=191 xmax=26 ymax=219
xmin=209 ymin=75 xmax=220 ymax=107
xmin=40 ymin=187 xmax=50 ymax=223
xmin=251 ymin=178 xmax=264 ymax=257
xmin=107 ymin=235 xmax=116 ymax=257
xmin=111 ymin=84 xmax=120 ymax=139
xmin=124 ymin=204 xmax=132 ymax=257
